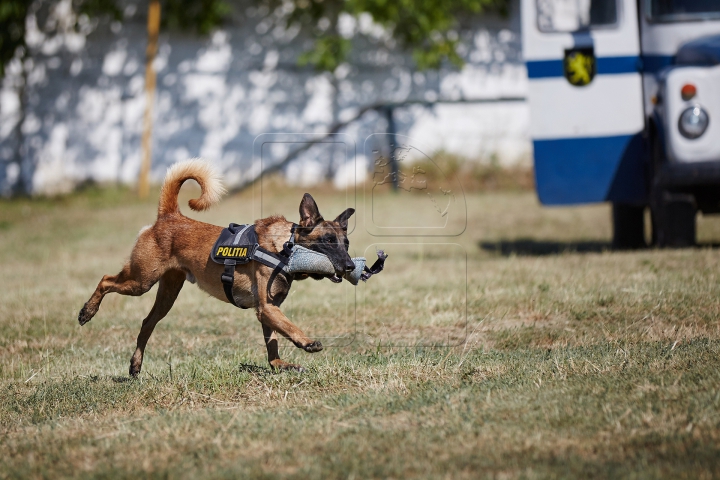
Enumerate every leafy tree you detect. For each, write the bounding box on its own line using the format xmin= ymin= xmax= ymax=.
xmin=0 ymin=1 xmax=29 ymax=78
xmin=162 ymin=0 xmax=233 ymax=35
xmin=0 ymin=0 xmax=121 ymax=79
xmin=1 ymin=0 xmax=509 ymax=78
xmin=284 ymin=0 xmax=509 ymax=70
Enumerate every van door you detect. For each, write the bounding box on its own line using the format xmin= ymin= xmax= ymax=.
xmin=521 ymin=0 xmax=647 ymax=205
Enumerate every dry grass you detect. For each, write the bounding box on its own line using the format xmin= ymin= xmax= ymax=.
xmin=1 ymin=182 xmax=720 ymax=479
xmin=409 ymin=151 xmax=536 ymax=192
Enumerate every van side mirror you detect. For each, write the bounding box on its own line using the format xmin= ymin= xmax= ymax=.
xmin=537 ymin=0 xmax=592 ymax=32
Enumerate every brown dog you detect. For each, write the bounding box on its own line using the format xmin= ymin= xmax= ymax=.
xmin=78 ymin=159 xmax=356 ymax=375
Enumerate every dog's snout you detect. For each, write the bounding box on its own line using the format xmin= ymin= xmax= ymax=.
xmin=344 ymin=261 xmax=355 ymax=272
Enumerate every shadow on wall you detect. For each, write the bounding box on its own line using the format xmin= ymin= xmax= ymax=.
xmin=0 ymin=0 xmax=526 ymax=197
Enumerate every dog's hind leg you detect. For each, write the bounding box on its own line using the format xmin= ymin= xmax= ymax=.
xmin=261 ymin=324 xmax=305 ymax=372
xmin=129 ymin=269 xmax=185 ymax=377
xmin=79 ymin=230 xmax=168 ymax=326
xmin=78 ymin=258 xmax=164 ymax=326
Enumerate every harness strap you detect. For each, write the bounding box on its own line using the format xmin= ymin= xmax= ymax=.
xmin=252 ymin=245 xmax=291 ymax=275
xmin=232 ymin=224 xmax=252 ymax=245
xmin=282 ymin=224 xmax=298 ymax=257
xmin=221 ymin=260 xmax=240 ymax=307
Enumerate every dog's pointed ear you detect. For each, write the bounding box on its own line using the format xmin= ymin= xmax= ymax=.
xmin=299 ymin=193 xmax=323 ymax=227
xmin=333 ymin=208 xmax=355 ymax=231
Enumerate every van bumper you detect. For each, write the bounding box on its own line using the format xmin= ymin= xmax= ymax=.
xmin=655 ymin=160 xmax=720 ymax=188
xmin=654 ymin=160 xmax=720 ymax=213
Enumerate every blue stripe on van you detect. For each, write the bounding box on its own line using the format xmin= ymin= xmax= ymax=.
xmin=527 ymin=55 xmax=640 ymax=78
xmin=598 ymin=56 xmax=641 ymax=74
xmin=534 ymin=134 xmax=647 ymax=205
xmin=526 ymin=59 xmax=564 ymax=78
xmin=641 ymin=55 xmax=674 ymax=74
xmin=527 ymin=55 xmax=675 ymax=78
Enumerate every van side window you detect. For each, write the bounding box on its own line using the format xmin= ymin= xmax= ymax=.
xmin=538 ymin=0 xmax=619 ymax=32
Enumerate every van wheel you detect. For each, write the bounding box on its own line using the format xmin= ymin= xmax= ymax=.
xmin=612 ymin=204 xmax=646 ymax=250
xmin=650 ymin=190 xmax=696 ymax=248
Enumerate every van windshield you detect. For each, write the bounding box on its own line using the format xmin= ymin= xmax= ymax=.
xmin=649 ymin=0 xmax=720 ymax=21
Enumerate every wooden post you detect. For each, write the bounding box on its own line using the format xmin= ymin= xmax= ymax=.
xmin=138 ymin=0 xmax=161 ymax=199
xmin=384 ymin=106 xmax=399 ymax=191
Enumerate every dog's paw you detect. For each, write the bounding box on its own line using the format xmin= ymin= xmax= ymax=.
xmin=303 ymin=340 xmax=323 ymax=353
xmin=270 ymin=360 xmax=305 ymax=373
xmin=129 ymin=363 xmax=141 ymax=378
xmin=77 ymin=304 xmax=94 ymax=326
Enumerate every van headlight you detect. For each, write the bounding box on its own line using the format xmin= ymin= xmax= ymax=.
xmin=678 ymin=106 xmax=709 ymax=139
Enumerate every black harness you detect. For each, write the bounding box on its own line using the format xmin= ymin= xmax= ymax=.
xmin=210 ymin=223 xmax=297 ymax=308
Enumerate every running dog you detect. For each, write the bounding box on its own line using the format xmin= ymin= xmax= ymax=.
xmin=78 ymin=159 xmax=355 ymax=375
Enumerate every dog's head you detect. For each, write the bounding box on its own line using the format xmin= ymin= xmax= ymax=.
xmin=295 ymin=193 xmax=355 ymax=283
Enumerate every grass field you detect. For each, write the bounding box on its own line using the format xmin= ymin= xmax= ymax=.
xmin=1 ymin=181 xmax=720 ymax=479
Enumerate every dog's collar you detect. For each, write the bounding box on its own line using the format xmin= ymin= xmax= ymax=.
xmin=281 ymin=223 xmax=299 ymax=258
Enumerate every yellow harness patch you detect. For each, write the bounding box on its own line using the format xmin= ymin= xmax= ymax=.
xmin=216 ymin=246 xmax=248 ymax=259
xmin=210 ymin=223 xmax=258 ymax=265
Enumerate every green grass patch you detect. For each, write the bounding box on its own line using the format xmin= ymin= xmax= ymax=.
xmin=1 ymin=186 xmax=720 ymax=478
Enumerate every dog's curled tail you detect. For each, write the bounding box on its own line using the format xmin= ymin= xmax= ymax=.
xmin=158 ymin=158 xmax=226 ymax=217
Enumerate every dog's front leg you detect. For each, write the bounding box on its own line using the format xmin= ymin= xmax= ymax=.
xmin=256 ymin=304 xmax=324 ymax=359
xmin=261 ymin=324 xmax=305 ymax=372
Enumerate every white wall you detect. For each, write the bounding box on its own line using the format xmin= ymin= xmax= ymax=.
xmin=0 ymin=0 xmax=529 ymax=196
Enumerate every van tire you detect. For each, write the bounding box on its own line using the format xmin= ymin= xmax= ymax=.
xmin=650 ymin=190 xmax=696 ymax=248
xmin=612 ymin=204 xmax=646 ymax=250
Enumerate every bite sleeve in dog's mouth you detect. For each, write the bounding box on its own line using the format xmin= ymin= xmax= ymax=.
xmin=286 ymin=246 xmax=386 ymax=285
xmin=287 ymin=246 xmax=336 ymax=276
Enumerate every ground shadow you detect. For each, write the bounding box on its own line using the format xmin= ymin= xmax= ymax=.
xmin=479 ymin=239 xmax=611 ymax=256
xmin=111 ymin=376 xmax=133 ymax=383
xmin=480 ymin=239 xmax=720 ymax=256
xmin=237 ymin=363 xmax=272 ymax=376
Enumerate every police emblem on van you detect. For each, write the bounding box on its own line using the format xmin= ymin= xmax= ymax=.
xmin=564 ymin=48 xmax=596 ymax=87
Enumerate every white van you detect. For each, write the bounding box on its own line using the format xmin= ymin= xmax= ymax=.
xmin=521 ymin=0 xmax=720 ymax=247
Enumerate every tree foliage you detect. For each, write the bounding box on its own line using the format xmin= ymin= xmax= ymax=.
xmin=288 ymin=0 xmax=509 ymax=70
xmin=0 ymin=0 xmax=121 ymax=78
xmin=264 ymin=0 xmax=509 ymax=70
xmin=162 ymin=0 xmax=233 ymax=35
xmin=0 ymin=0 xmax=510 ymax=78
xmin=0 ymin=1 xmax=29 ymax=78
